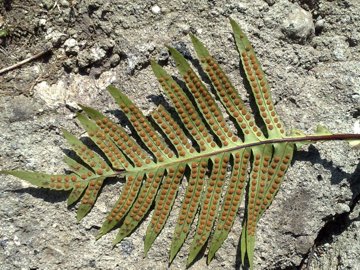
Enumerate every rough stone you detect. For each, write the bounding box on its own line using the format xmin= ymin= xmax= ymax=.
xmin=282 ymin=5 xmax=315 ymax=44
xmin=264 ymin=0 xmax=276 ymax=6
xmin=41 ymin=0 xmax=54 ymax=10
xmin=315 ymin=18 xmax=325 ymax=32
xmin=110 ymin=53 xmax=121 ymax=67
xmin=157 ymin=48 xmax=169 ymax=62
xmin=45 ymin=29 xmax=67 ymax=47
xmin=308 ymin=220 xmax=360 ymax=269
xmin=151 ymin=5 xmax=161 ymax=14
xmin=33 ymin=81 xmax=69 ymax=109
xmin=77 ymin=45 xmax=107 ymax=68
xmin=59 ymin=0 xmax=70 ymax=8
xmin=332 ymin=37 xmax=351 ymax=61
xmin=64 ymin=38 xmax=79 ymax=55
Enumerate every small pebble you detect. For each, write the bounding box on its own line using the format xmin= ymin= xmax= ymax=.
xmin=157 ymin=48 xmax=169 ymax=62
xmin=334 ymin=203 xmax=350 ymax=215
xmin=151 ymin=5 xmax=161 ymax=14
xmin=110 ymin=53 xmax=121 ymax=67
xmin=282 ymin=6 xmax=315 ymax=44
xmin=315 ymin=18 xmax=325 ymax=32
xmin=64 ymin=38 xmax=79 ymax=55
xmin=264 ymin=0 xmax=276 ymax=5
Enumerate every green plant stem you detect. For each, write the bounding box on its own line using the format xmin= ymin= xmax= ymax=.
xmin=111 ymin=133 xmax=359 ymax=176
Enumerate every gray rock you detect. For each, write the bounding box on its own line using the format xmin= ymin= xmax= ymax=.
xmin=64 ymin=38 xmax=79 ymax=55
xmin=110 ymin=53 xmax=121 ymax=67
xmin=308 ymin=220 xmax=360 ymax=269
xmin=45 ymin=29 xmax=66 ymax=47
xmin=77 ymin=45 xmax=107 ymax=68
xmin=59 ymin=0 xmax=70 ymax=8
xmin=315 ymin=18 xmax=325 ymax=32
xmin=348 ymin=30 xmax=360 ymax=47
xmin=63 ymin=58 xmax=75 ymax=71
xmin=89 ymin=67 xmax=103 ymax=78
xmin=38 ymin=18 xmax=47 ymax=28
xmin=335 ymin=203 xmax=351 ymax=215
xmin=282 ymin=5 xmax=315 ymax=44
xmin=332 ymin=37 xmax=351 ymax=61
xmin=41 ymin=0 xmax=54 ymax=10
xmin=90 ymin=46 xmax=107 ymax=62
xmin=264 ymin=0 xmax=276 ymax=6
xmin=157 ymin=48 xmax=169 ymax=62
xmin=99 ymin=39 xmax=115 ymax=51
xmin=151 ymin=5 xmax=161 ymax=14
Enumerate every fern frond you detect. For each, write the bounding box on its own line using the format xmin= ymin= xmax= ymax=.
xmin=207 ymin=148 xmax=250 ymax=263
xmin=191 ymin=34 xmax=264 ymax=141
xmin=230 ymin=18 xmax=285 ymax=138
xmin=144 ymin=163 xmax=185 ymax=255
xmin=2 ymin=19 xmax=359 ymax=270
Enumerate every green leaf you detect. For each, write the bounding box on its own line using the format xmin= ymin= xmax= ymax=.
xmin=187 ymin=153 xmax=230 ymax=266
xmin=207 ymin=149 xmax=250 ymax=263
xmin=76 ymin=177 xmax=105 ymax=221
xmin=144 ymin=165 xmax=185 ymax=255
xmin=151 ymin=60 xmax=215 ymax=150
xmin=230 ymin=18 xmax=285 ymax=138
xmin=0 ymin=170 xmax=73 ymax=190
xmin=113 ymin=169 xmax=165 ymax=245
xmin=2 ymin=18 xmax=359 ymax=270
xmin=62 ymin=129 xmax=114 ymax=176
xmin=169 ymin=159 xmax=208 ymax=263
xmin=191 ymin=34 xmax=263 ymax=143
xmin=96 ymin=173 xmax=144 ymax=239
xmin=168 ymin=46 xmax=237 ymax=147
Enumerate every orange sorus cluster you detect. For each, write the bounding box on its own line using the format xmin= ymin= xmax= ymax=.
xmin=260 ymin=154 xmax=292 ymax=210
xmin=94 ymin=117 xmax=151 ymax=167
xmin=152 ymin=106 xmax=195 ymax=157
xmin=150 ymin=166 xmax=185 ymax=234
xmin=175 ymin=161 xmax=207 ymax=237
xmin=117 ymin=99 xmax=171 ymax=163
xmin=246 ymin=153 xmax=292 ymax=235
xmin=49 ymin=174 xmax=78 ymax=189
xmin=194 ymin=155 xmax=229 ymax=245
xmin=126 ymin=171 xmax=164 ymax=223
xmin=183 ymin=68 xmax=238 ymax=146
xmin=241 ymin=47 xmax=285 ymax=135
xmin=202 ymin=56 xmax=263 ymax=139
xmin=246 ymin=153 xmax=269 ymax=236
xmin=106 ymin=174 xmax=144 ymax=223
xmin=216 ymin=150 xmax=249 ymax=232
xmin=81 ymin=179 xmax=103 ymax=205
xmin=158 ymin=76 xmax=214 ymax=151
xmin=67 ymin=133 xmax=112 ymax=177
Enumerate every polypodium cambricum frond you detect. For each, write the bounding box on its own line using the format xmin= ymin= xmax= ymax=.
xmin=1 ymin=19 xmax=359 ymax=269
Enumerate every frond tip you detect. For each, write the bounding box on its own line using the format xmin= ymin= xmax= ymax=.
xmin=1 ymin=18 xmax=359 ymax=270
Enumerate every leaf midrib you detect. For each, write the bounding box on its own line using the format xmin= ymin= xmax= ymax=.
xmin=110 ymin=133 xmax=360 ymax=176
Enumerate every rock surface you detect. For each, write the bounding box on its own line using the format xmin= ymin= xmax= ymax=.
xmin=282 ymin=5 xmax=315 ymax=44
xmin=1 ymin=0 xmax=359 ymax=269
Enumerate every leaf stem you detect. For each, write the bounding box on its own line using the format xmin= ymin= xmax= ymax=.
xmin=110 ymin=133 xmax=359 ymax=177
xmin=254 ymin=133 xmax=360 ymax=147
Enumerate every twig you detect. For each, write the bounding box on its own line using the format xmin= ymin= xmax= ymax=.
xmin=0 ymin=48 xmax=51 ymax=75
